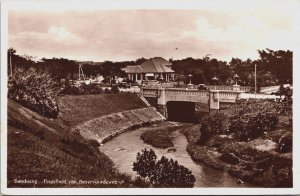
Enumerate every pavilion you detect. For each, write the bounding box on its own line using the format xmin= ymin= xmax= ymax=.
xmin=122 ymin=57 xmax=175 ymax=84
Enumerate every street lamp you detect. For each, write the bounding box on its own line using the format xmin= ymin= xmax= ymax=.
xmin=188 ymin=74 xmax=192 ymax=85
xmin=212 ymin=76 xmax=218 ymax=85
xmin=233 ymin=74 xmax=239 ymax=85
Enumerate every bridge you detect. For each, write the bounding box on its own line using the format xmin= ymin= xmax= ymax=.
xmin=141 ymin=87 xmax=243 ymax=120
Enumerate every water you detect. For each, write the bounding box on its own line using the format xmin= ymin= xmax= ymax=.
xmin=99 ymin=122 xmax=258 ymax=187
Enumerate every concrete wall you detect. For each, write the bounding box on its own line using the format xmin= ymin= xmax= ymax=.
xmin=73 ymin=107 xmax=165 ymax=144
xmin=219 ymin=91 xmax=241 ymax=103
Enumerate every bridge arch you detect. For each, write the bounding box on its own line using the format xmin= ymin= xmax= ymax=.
xmin=166 ymin=101 xmax=196 ymax=123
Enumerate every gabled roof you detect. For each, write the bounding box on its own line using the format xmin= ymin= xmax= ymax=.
xmin=123 ymin=57 xmax=174 ymax=73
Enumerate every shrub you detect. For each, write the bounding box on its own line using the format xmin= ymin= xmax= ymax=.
xmin=60 ymin=83 xmax=109 ymax=95
xmin=94 ymin=85 xmax=103 ymax=94
xmin=133 ymin=148 xmax=195 ymax=187
xmin=140 ymin=130 xmax=174 ymax=148
xmin=88 ymin=139 xmax=100 ymax=148
xmin=133 ymin=176 xmax=151 ymax=188
xmin=152 ymin=156 xmax=195 ymax=187
xmin=198 ymin=112 xmax=225 ymax=145
xmin=103 ymin=88 xmax=110 ymax=94
xmin=8 ymin=67 xmax=59 ymax=118
xmin=229 ymin=101 xmax=279 ymax=141
xmin=133 ymin=148 xmax=157 ymax=179
xmin=111 ymin=86 xmax=120 ymax=94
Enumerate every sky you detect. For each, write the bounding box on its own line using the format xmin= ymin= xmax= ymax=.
xmin=8 ymin=1 xmax=299 ymax=62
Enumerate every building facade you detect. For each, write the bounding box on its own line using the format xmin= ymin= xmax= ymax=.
xmin=122 ymin=57 xmax=175 ymax=84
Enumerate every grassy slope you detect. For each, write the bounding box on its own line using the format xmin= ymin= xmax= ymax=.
xmin=7 ymin=95 xmax=147 ymax=188
xmin=57 ymin=94 xmax=147 ymax=127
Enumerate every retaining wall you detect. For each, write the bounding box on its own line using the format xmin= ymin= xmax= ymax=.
xmin=73 ymin=107 xmax=165 ymax=144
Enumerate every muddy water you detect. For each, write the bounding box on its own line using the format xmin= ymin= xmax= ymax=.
xmin=99 ymin=122 xmax=257 ymax=187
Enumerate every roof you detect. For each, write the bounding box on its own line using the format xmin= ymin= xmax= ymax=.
xmin=123 ymin=57 xmax=174 ymax=73
xmin=122 ymin=65 xmax=143 ymax=73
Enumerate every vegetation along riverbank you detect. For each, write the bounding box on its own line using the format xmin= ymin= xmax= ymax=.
xmin=181 ymin=100 xmax=292 ymax=187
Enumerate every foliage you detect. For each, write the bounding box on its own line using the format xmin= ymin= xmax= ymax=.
xmin=59 ymin=83 xmax=120 ymax=95
xmin=140 ymin=130 xmax=174 ymax=148
xmin=8 ymin=48 xmax=292 ymax=87
xmin=229 ymin=101 xmax=279 ymax=141
xmin=198 ymin=112 xmax=226 ymax=144
xmin=111 ymin=86 xmax=120 ymax=94
xmin=133 ymin=148 xmax=195 ymax=187
xmin=258 ymin=49 xmax=292 ymax=84
xmin=8 ymin=67 xmax=59 ymax=118
xmin=133 ymin=149 xmax=157 ymax=179
xmin=152 ymin=156 xmax=195 ymax=187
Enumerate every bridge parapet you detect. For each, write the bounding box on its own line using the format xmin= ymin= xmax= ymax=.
xmin=141 ymin=87 xmax=245 ymax=116
xmin=205 ymin=85 xmax=251 ymax=92
xmin=219 ymin=90 xmax=242 ymax=103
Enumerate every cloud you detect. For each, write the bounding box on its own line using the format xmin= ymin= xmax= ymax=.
xmin=8 ymin=8 xmax=295 ymax=62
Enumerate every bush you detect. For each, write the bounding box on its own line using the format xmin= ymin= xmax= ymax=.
xmin=60 ymin=83 xmax=113 ymax=95
xmin=8 ymin=67 xmax=59 ymax=118
xmin=133 ymin=148 xmax=157 ymax=179
xmin=104 ymin=88 xmax=111 ymax=94
xmin=111 ymin=86 xmax=120 ymax=94
xmin=133 ymin=176 xmax=151 ymax=188
xmin=88 ymin=139 xmax=100 ymax=148
xmin=140 ymin=130 xmax=174 ymax=148
xmin=133 ymin=148 xmax=195 ymax=187
xmin=229 ymin=101 xmax=279 ymax=141
xmin=198 ymin=112 xmax=225 ymax=145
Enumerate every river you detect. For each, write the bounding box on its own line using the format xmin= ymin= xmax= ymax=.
xmin=99 ymin=121 xmax=257 ymax=187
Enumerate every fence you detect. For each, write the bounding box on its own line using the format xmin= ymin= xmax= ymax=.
xmin=119 ymin=87 xmax=141 ymax=93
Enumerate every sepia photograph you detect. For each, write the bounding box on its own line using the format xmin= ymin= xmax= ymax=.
xmin=1 ymin=0 xmax=299 ymax=195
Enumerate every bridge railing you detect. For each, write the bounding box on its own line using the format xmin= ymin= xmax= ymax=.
xmin=141 ymin=88 xmax=158 ymax=97
xmin=205 ymin=85 xmax=251 ymax=92
xmin=164 ymin=88 xmax=209 ymax=96
xmin=240 ymin=86 xmax=252 ymax=92
xmin=218 ymin=90 xmax=241 ymax=103
xmin=205 ymin=85 xmax=233 ymax=91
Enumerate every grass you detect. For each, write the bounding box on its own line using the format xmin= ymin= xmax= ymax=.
xmin=7 ymin=125 xmax=134 ymax=188
xmin=7 ymin=98 xmax=149 ymax=188
xmin=57 ymin=94 xmax=147 ymax=127
xmin=140 ymin=129 xmax=174 ymax=149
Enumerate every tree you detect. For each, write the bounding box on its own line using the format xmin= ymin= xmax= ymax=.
xmin=257 ymin=49 xmax=292 ymax=84
xmin=133 ymin=148 xmax=196 ymax=187
xmin=7 ymin=48 xmax=36 ymax=76
xmin=133 ymin=148 xmax=157 ymax=179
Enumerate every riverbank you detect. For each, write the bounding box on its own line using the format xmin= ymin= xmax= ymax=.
xmin=73 ymin=107 xmax=165 ymax=144
xmin=100 ymin=121 xmax=257 ymax=187
xmin=182 ymin=122 xmax=293 ymax=187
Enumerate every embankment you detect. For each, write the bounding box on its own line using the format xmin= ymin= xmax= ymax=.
xmin=73 ymin=107 xmax=165 ymax=143
xmin=7 ymin=99 xmax=137 ymax=187
xmin=57 ymin=94 xmax=148 ymax=127
xmin=182 ymin=125 xmax=293 ymax=187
